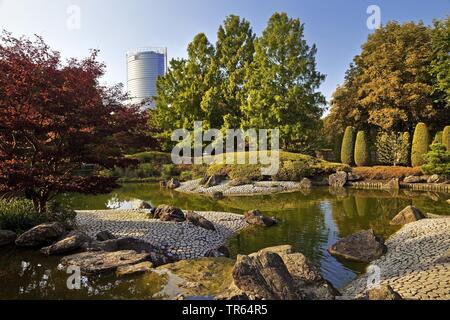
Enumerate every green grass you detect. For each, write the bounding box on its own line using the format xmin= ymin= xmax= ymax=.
xmin=205 ymin=151 xmax=350 ymax=181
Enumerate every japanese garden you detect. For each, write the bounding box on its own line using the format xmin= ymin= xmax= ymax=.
xmin=0 ymin=11 xmax=449 ymax=301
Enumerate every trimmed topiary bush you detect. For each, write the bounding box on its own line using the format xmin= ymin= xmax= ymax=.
xmin=443 ymin=126 xmax=450 ymax=151
xmin=354 ymin=131 xmax=371 ymax=166
xmin=411 ymin=123 xmax=430 ymax=167
xmin=433 ymin=131 xmax=443 ymax=144
xmin=341 ymin=126 xmax=356 ymax=165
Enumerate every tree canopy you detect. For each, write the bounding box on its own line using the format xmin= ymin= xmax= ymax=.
xmin=152 ymin=13 xmax=326 ymax=153
xmin=0 ymin=32 xmax=154 ymax=212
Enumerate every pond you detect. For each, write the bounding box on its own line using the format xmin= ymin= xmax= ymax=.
xmin=1 ymin=183 xmax=449 ymax=299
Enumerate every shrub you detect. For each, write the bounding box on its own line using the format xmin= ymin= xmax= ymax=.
xmin=411 ymin=123 xmax=430 ymax=167
xmin=433 ymin=131 xmax=443 ymax=144
xmin=354 ymin=131 xmax=371 ymax=166
xmin=421 ymin=143 xmax=450 ymax=176
xmin=376 ymin=131 xmax=409 ymax=166
xmin=400 ymin=132 xmax=411 ymax=166
xmin=0 ymin=198 xmax=76 ymax=233
xmin=341 ymin=126 xmax=356 ymax=165
xmin=443 ymin=126 xmax=450 ymax=151
xmin=161 ymin=164 xmax=180 ymax=180
xmin=352 ymin=166 xmax=422 ymax=180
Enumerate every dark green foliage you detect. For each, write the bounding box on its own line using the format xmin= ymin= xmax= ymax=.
xmin=341 ymin=127 xmax=356 ymax=165
xmin=443 ymin=126 xmax=450 ymax=151
xmin=354 ymin=131 xmax=371 ymax=166
xmin=433 ymin=131 xmax=443 ymax=144
xmin=422 ymin=143 xmax=450 ymax=176
xmin=411 ymin=123 xmax=431 ymax=167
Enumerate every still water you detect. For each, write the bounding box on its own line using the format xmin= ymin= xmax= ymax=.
xmin=1 ymin=183 xmax=449 ymax=299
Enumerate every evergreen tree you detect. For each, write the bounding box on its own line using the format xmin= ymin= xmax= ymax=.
xmin=354 ymin=131 xmax=371 ymax=166
xmin=341 ymin=126 xmax=356 ymax=165
xmin=411 ymin=122 xmax=431 ymax=167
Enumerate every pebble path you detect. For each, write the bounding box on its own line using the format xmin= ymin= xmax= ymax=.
xmin=343 ymin=218 xmax=450 ymax=300
xmin=76 ymin=210 xmax=248 ymax=260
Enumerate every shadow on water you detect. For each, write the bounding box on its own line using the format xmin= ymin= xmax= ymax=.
xmin=1 ymin=183 xmax=448 ymax=298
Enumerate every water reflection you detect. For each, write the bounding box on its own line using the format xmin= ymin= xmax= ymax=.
xmin=0 ymin=184 xmax=447 ymax=299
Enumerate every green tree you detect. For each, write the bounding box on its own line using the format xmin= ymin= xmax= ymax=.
xmin=241 ymin=12 xmax=326 ymax=153
xmin=411 ymin=122 xmax=431 ymax=167
xmin=401 ymin=132 xmax=411 ymax=166
xmin=354 ymin=131 xmax=371 ymax=166
xmin=341 ymin=126 xmax=356 ymax=165
xmin=201 ymin=15 xmax=255 ymax=130
xmin=152 ymin=33 xmax=215 ymax=150
xmin=430 ymin=17 xmax=450 ymax=110
xmin=375 ymin=131 xmax=409 ymax=166
xmin=443 ymin=126 xmax=450 ymax=151
xmin=326 ymin=20 xmax=449 ymax=136
xmin=422 ymin=143 xmax=450 ymax=176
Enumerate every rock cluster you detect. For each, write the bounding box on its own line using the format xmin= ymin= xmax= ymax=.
xmin=328 ymin=171 xmax=348 ymax=188
xmin=328 ymin=230 xmax=387 ymax=263
xmin=15 ymin=222 xmax=66 ymax=248
xmin=218 ymin=245 xmax=339 ymax=300
xmin=244 ymin=210 xmax=277 ymax=227
xmin=390 ymin=205 xmax=426 ymax=226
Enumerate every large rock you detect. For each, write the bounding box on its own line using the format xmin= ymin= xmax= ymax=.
xmin=229 ymin=178 xmax=252 ymax=187
xmin=96 ymin=230 xmax=116 ymax=241
xmin=205 ymin=246 xmax=230 ymax=258
xmin=167 ymin=178 xmax=181 ymax=189
xmin=82 ymin=237 xmax=173 ymax=267
xmin=244 ymin=210 xmax=277 ymax=227
xmin=204 ymin=175 xmax=225 ymax=188
xmin=116 ymin=261 xmax=153 ymax=277
xmin=347 ymin=173 xmax=362 ymax=182
xmin=212 ymin=191 xmax=224 ymax=200
xmin=329 ymin=171 xmax=348 ymax=188
xmin=404 ymin=175 xmax=424 ymax=183
xmin=0 ymin=230 xmax=17 ymax=246
xmin=299 ymin=178 xmax=312 ymax=189
xmin=15 ymin=222 xmax=66 ymax=248
xmin=427 ymin=174 xmax=445 ymax=184
xmin=40 ymin=231 xmax=91 ymax=256
xmin=360 ymin=285 xmax=402 ymax=300
xmin=222 ymin=246 xmax=339 ymax=300
xmin=153 ymin=205 xmax=185 ymax=222
xmin=60 ymin=250 xmax=151 ymax=275
xmin=390 ymin=205 xmax=426 ymax=226
xmin=129 ymin=199 xmax=152 ymax=210
xmin=383 ymin=178 xmax=400 ymax=190
xmin=185 ymin=211 xmax=216 ymax=231
xmin=328 ymin=230 xmax=387 ymax=263
xmin=232 ymin=251 xmax=301 ymax=300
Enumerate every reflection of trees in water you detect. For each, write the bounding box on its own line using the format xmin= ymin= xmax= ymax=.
xmin=228 ymin=201 xmax=327 ymax=267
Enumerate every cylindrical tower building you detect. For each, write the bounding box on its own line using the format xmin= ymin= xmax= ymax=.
xmin=127 ymin=47 xmax=167 ymax=109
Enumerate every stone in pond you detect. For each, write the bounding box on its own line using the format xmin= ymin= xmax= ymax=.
xmin=129 ymin=199 xmax=152 ymax=210
xmin=41 ymin=231 xmax=91 ymax=256
xmin=204 ymin=175 xmax=224 ymax=188
xmin=390 ymin=205 xmax=426 ymax=226
xmin=15 ymin=222 xmax=66 ymax=248
xmin=299 ymin=178 xmax=312 ymax=189
xmin=328 ymin=171 xmax=348 ymax=188
xmin=116 ymin=261 xmax=153 ymax=277
xmin=360 ymin=285 xmax=402 ymax=300
xmin=328 ymin=230 xmax=387 ymax=263
xmin=244 ymin=210 xmax=277 ymax=227
xmin=60 ymin=250 xmax=151 ymax=275
xmin=167 ymin=178 xmax=181 ymax=189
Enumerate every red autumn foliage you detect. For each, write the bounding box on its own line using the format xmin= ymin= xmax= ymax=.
xmin=0 ymin=32 xmax=157 ymax=212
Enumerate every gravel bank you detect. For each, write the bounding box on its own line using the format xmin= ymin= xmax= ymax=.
xmin=343 ymin=217 xmax=450 ymax=300
xmin=176 ymin=179 xmax=302 ymax=196
xmin=75 ymin=210 xmax=247 ymax=260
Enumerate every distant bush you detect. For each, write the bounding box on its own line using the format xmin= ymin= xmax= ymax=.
xmin=352 ymin=166 xmax=422 ymax=180
xmin=421 ymin=143 xmax=450 ymax=176
xmin=411 ymin=123 xmax=430 ymax=167
xmin=341 ymin=126 xmax=356 ymax=165
xmin=443 ymin=126 xmax=450 ymax=151
xmin=354 ymin=131 xmax=371 ymax=166
xmin=433 ymin=131 xmax=443 ymax=144
xmin=376 ymin=131 xmax=409 ymax=166
xmin=161 ymin=164 xmax=181 ymax=180
xmin=0 ymin=198 xmax=76 ymax=233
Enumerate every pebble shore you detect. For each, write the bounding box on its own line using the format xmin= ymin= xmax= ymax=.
xmin=343 ymin=217 xmax=450 ymax=300
xmin=75 ymin=210 xmax=247 ymax=260
xmin=177 ymin=179 xmax=302 ymax=196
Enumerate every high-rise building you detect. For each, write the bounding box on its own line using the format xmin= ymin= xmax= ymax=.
xmin=126 ymin=47 xmax=167 ymax=109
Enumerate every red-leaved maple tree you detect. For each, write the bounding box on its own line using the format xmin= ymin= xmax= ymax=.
xmin=0 ymin=32 xmax=156 ymax=212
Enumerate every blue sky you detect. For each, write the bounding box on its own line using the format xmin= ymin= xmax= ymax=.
xmin=1 ymin=0 xmax=449 ymax=107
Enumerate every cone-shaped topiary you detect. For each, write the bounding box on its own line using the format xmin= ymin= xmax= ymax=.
xmin=411 ymin=123 xmax=430 ymax=167
xmin=354 ymin=131 xmax=371 ymax=166
xmin=443 ymin=126 xmax=450 ymax=151
xmin=341 ymin=126 xmax=356 ymax=165
xmin=433 ymin=131 xmax=443 ymax=145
